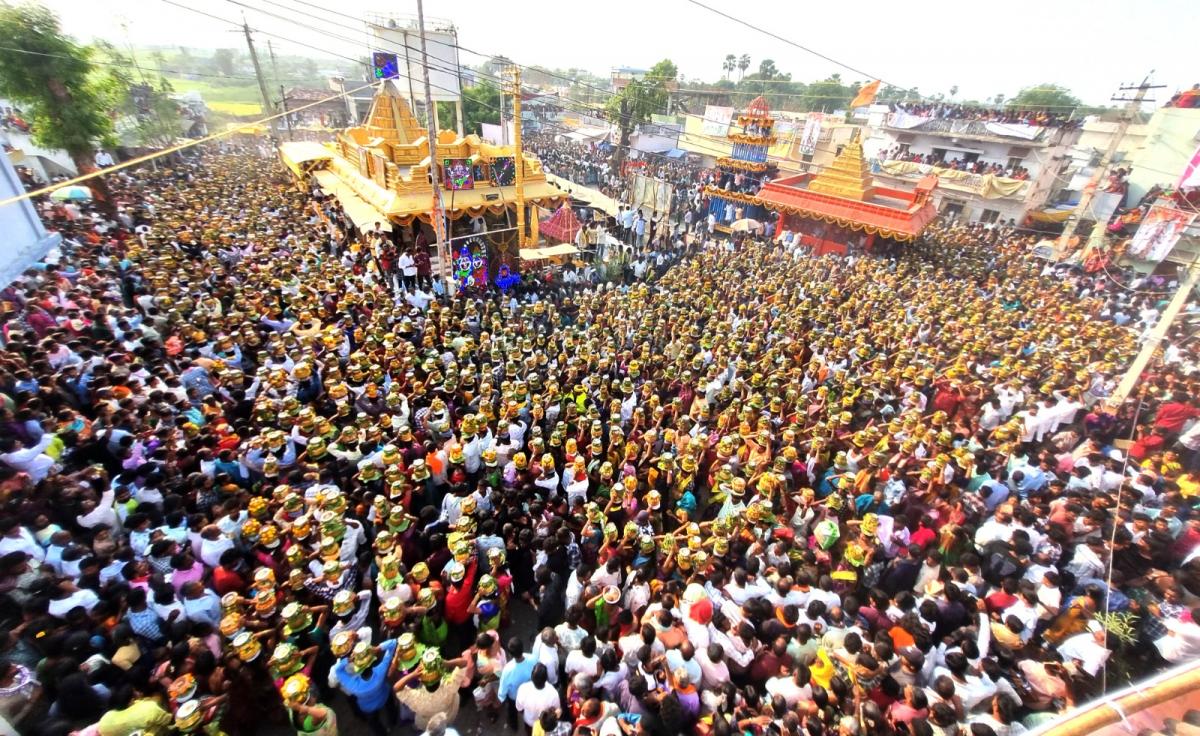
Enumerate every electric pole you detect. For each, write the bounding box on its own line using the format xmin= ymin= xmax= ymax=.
xmin=507 ymin=66 xmax=535 ymax=248
xmin=266 ymin=40 xmax=292 ymax=141
xmin=416 ymin=0 xmax=452 ymax=292
xmin=242 ymin=19 xmax=279 ymax=140
xmin=1057 ymin=75 xmax=1163 ymax=254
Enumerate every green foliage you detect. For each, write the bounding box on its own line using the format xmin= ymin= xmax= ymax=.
xmin=754 ymin=59 xmax=787 ymax=81
xmin=93 ymin=41 xmax=183 ymax=148
xmin=722 ymin=54 xmax=736 ymax=80
xmin=1009 ymin=83 xmax=1080 ymax=111
xmin=0 ymin=1 xmax=115 ymax=160
xmin=213 ymin=48 xmax=236 ymax=77
xmin=804 ymin=76 xmax=854 ymax=113
xmin=606 ymin=59 xmax=676 ymax=142
xmin=1094 ymin=611 xmax=1139 ymax=647
xmin=462 ymin=82 xmax=501 ymax=136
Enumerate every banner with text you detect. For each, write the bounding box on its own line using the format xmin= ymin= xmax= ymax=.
xmin=701 ymin=105 xmax=734 ymax=137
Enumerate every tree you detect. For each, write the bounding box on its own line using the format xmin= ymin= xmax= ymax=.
xmin=723 ymin=54 xmax=736 ymax=80
xmin=0 ymin=3 xmax=115 ymax=187
xmin=1009 ymin=83 xmax=1080 ymax=111
xmin=949 ymin=85 xmax=959 ymax=100
xmin=461 ymin=81 xmax=501 ymax=136
xmin=805 ymin=76 xmax=854 ymax=113
xmin=94 ymin=42 xmax=181 ymax=150
xmin=213 ymin=48 xmax=236 ymax=76
xmin=606 ymin=58 xmax=676 ymax=171
xmin=758 ymin=59 xmax=779 ymax=80
xmin=737 ymin=54 xmax=750 ymax=81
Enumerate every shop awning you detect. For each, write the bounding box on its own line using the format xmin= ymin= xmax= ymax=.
xmin=519 ymin=244 xmax=579 ymax=261
xmin=665 ymin=148 xmax=687 ymax=158
xmin=313 ymin=169 xmax=392 ymax=232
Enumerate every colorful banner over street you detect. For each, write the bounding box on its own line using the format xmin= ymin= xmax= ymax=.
xmin=1127 ymin=204 xmax=1197 ymax=262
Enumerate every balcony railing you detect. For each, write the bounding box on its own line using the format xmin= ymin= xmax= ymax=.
xmin=882 ymin=112 xmax=1061 ymax=144
xmin=871 ymin=159 xmax=1031 ymax=199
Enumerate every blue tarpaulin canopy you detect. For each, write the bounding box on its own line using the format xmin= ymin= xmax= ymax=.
xmin=665 ymin=149 xmax=687 ymax=159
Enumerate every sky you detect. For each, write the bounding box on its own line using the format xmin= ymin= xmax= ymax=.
xmin=36 ymin=0 xmax=1196 ymax=107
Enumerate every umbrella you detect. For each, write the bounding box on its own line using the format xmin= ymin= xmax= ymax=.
xmin=49 ymin=185 xmax=93 ymax=202
xmin=730 ymin=217 xmax=762 ymax=233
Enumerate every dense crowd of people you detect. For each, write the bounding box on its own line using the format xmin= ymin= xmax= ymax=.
xmin=877 ymin=148 xmax=1031 ymax=181
xmin=1 ymin=142 xmax=1200 ymax=736
xmin=887 ymin=102 xmax=1083 ymax=129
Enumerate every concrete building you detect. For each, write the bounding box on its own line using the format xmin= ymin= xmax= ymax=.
xmin=1125 ymin=107 xmax=1200 ymax=205
xmin=0 ymin=152 xmax=61 ymax=287
xmin=861 ymin=114 xmax=1080 ymax=224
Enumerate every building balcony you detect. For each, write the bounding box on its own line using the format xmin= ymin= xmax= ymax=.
xmin=870 ymin=159 xmax=1031 ymax=200
xmin=882 ymin=114 xmax=1076 ymax=147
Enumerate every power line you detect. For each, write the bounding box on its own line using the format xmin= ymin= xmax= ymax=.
xmin=241 ymin=0 xmax=1115 ymax=115
xmin=229 ymin=0 xmax=847 ymax=169
xmin=0 ymin=43 xmax=316 ymax=83
xmin=0 ymin=78 xmax=379 ymax=209
xmin=172 ymin=0 xmax=836 ymax=172
xmin=679 ymin=0 xmax=900 ymax=88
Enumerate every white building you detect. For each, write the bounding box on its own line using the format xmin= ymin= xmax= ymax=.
xmin=0 ymin=152 xmax=61 ymax=287
xmin=861 ymin=113 xmax=1080 ymax=224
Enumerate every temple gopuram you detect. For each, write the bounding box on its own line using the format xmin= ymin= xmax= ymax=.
xmin=278 ymin=79 xmax=566 ymax=283
xmin=755 ymin=130 xmax=939 ymax=256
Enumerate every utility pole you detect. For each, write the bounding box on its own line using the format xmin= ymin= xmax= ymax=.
xmin=265 ymin=41 xmax=292 ymax=141
xmin=1057 ymin=75 xmax=1163 ymax=255
xmin=278 ymin=85 xmax=294 ymax=140
xmin=1107 ymin=255 xmax=1200 ymax=410
xmin=452 ymin=28 xmax=465 ymax=138
xmin=242 ymin=18 xmax=279 ymax=140
xmin=508 ymin=66 xmax=535 ymax=248
xmin=416 ymin=0 xmax=452 ymax=292
xmin=500 ymin=87 xmax=507 ymax=145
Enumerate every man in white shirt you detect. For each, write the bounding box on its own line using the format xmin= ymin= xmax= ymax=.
xmin=0 ymin=434 xmax=57 ymax=483
xmin=398 ymin=250 xmax=416 ymax=290
xmin=515 ymin=664 xmax=560 ymax=729
xmin=47 ymin=583 xmax=100 ymax=618
xmin=76 ymin=487 xmax=119 ymax=535
xmin=0 ymin=521 xmax=45 ymax=563
xmin=1154 ymin=609 xmax=1200 ymax=663
xmin=564 ymin=636 xmax=600 ymax=681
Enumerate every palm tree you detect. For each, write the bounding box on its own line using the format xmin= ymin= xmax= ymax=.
xmin=737 ymin=54 xmax=750 ymax=81
xmin=723 ymin=54 xmax=736 ymax=81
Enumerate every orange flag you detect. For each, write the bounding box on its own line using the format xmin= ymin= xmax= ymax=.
xmin=849 ymin=80 xmax=881 ymax=108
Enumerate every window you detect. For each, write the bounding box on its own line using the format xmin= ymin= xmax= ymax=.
xmin=980 ymin=208 xmax=1001 ymax=224
xmin=1006 ymin=157 xmax=1024 ymax=171
xmin=941 ymin=201 xmax=964 ymax=219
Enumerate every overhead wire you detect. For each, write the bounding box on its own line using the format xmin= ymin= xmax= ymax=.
xmin=0 ymin=79 xmax=379 ymax=209
xmin=230 ymin=0 xmax=866 ymax=184
xmin=169 ymin=0 xmax=841 ymax=182
xmin=0 ymin=43 xmax=318 ymax=83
